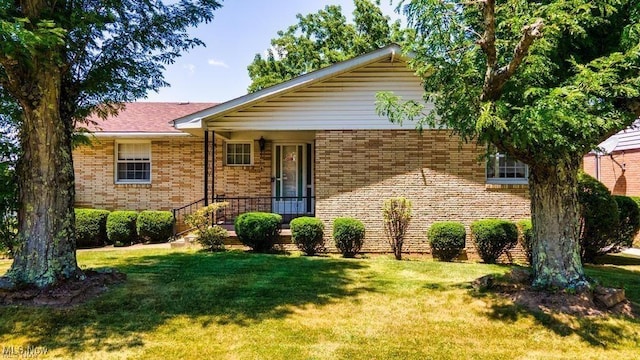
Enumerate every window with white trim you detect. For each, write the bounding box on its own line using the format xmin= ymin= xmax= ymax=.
xmin=115 ymin=142 xmax=151 ymax=183
xmin=225 ymin=142 xmax=253 ymax=166
xmin=486 ymin=152 xmax=528 ymax=184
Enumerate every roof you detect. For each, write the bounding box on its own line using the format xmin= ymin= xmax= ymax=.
xmin=596 ymin=120 xmax=640 ymax=153
xmin=173 ymin=44 xmax=411 ymax=131
xmin=86 ymin=102 xmax=217 ymax=134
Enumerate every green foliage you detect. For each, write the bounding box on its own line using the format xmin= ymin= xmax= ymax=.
xmin=382 ymin=197 xmax=412 ymax=260
xmin=290 ymin=217 xmax=326 ymax=256
xmin=185 ymin=202 xmax=229 ymax=251
xmin=517 ymin=219 xmax=534 ymax=265
xmin=427 ymin=221 xmax=466 ymax=262
xmin=333 ymin=217 xmax=366 ymax=258
xmin=234 ymin=212 xmax=282 ymax=252
xmin=0 ymin=130 xmax=17 ymax=257
xmin=614 ymin=195 xmax=640 ymax=249
xmin=136 ymin=211 xmax=174 ymax=244
xmin=196 ymin=225 xmax=228 ymax=252
xmin=75 ymin=209 xmax=110 ymax=248
xmin=247 ymin=0 xmax=403 ymax=92
xmin=577 ymin=173 xmax=620 ymax=262
xmin=106 ymin=211 xmax=139 ymax=247
xmin=471 ymin=219 xmax=518 ymax=264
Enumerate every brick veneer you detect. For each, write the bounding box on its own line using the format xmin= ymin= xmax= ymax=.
xmin=314 ymin=130 xmax=531 ymax=254
xmin=584 ymin=150 xmax=640 ymax=196
xmin=74 ymin=137 xmax=205 ymax=211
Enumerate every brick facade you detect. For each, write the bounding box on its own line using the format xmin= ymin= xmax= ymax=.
xmin=74 ymin=137 xmax=205 ymax=211
xmin=315 ymin=130 xmax=531 ymax=254
xmin=584 ymin=150 xmax=640 ymax=196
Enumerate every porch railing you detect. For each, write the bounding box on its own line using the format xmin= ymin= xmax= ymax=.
xmin=172 ymin=196 xmax=315 ymax=238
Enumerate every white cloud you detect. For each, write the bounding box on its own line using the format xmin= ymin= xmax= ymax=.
xmin=207 ymin=59 xmax=229 ymax=68
xmin=183 ymin=63 xmax=196 ymax=75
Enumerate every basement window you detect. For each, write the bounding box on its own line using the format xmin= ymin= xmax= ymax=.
xmin=486 ymin=152 xmax=528 ymax=184
xmin=115 ymin=142 xmax=151 ymax=184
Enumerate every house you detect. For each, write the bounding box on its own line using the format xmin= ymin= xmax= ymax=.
xmin=73 ymin=44 xmax=530 ymax=253
xmin=583 ymin=122 xmax=640 ymax=196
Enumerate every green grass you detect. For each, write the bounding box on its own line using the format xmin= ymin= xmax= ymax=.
xmin=0 ymin=249 xmax=639 ymax=359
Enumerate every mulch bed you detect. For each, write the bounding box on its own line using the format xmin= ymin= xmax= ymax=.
xmin=0 ymin=270 xmax=126 ymax=308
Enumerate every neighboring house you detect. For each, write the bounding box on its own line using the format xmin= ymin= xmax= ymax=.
xmin=583 ymin=122 xmax=640 ymax=196
xmin=73 ymin=44 xmax=530 ymax=253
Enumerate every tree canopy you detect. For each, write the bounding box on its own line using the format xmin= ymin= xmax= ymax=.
xmin=247 ymin=0 xmax=403 ymax=92
xmin=378 ymin=0 xmax=640 ymax=290
xmin=0 ymin=0 xmax=222 ymax=288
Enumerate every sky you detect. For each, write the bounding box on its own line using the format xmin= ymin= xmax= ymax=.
xmin=143 ymin=0 xmax=403 ymax=104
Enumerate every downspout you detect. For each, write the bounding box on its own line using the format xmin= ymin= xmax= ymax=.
xmin=212 ymin=130 xmax=216 ymax=204
xmin=204 ymin=130 xmax=209 ymax=206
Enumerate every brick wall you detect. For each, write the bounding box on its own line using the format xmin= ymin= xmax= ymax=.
xmin=315 ymin=130 xmax=531 ymax=254
xmin=74 ymin=137 xmax=204 ymax=211
xmin=213 ymin=138 xmax=272 ymax=199
xmin=584 ymin=150 xmax=640 ymax=196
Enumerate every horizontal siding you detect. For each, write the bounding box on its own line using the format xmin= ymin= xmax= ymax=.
xmin=207 ymin=59 xmax=431 ymax=131
xmin=615 ymin=126 xmax=640 ymax=151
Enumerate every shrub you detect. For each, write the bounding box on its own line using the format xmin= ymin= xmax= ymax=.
xmin=577 ymin=172 xmax=619 ymax=263
xmin=471 ymin=219 xmax=518 ymax=264
xmin=632 ymin=196 xmax=640 ymax=247
xmin=516 ymin=219 xmax=533 ymax=264
xmin=333 ymin=217 xmax=365 ymax=258
xmin=185 ymin=202 xmax=230 ymax=251
xmin=614 ymin=195 xmax=640 ymax=249
xmin=0 ymin=212 xmax=17 ymax=258
xmin=75 ymin=209 xmax=110 ymax=248
xmin=382 ymin=197 xmax=412 ymax=260
xmin=106 ymin=211 xmax=139 ymax=247
xmin=234 ymin=212 xmax=282 ymax=252
xmin=427 ymin=221 xmax=465 ymax=261
xmin=290 ymin=217 xmax=325 ymax=255
xmin=137 ymin=210 xmax=174 ymax=243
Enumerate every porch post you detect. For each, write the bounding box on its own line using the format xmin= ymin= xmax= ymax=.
xmin=211 ymin=131 xmax=216 ymax=204
xmin=204 ymin=130 xmax=209 ymax=206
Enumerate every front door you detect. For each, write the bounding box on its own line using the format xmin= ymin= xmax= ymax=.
xmin=273 ymin=143 xmax=313 ymax=220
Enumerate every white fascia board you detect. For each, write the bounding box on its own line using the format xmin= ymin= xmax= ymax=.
xmin=92 ymin=132 xmax=192 ymax=138
xmin=173 ymin=44 xmax=407 ymax=130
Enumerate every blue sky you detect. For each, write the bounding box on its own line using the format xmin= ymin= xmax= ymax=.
xmin=143 ymin=0 xmax=403 ymax=103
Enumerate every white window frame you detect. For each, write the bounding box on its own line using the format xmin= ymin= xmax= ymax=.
xmin=114 ymin=140 xmax=152 ymax=184
xmin=225 ymin=141 xmax=254 ymax=166
xmin=486 ymin=152 xmax=528 ymax=185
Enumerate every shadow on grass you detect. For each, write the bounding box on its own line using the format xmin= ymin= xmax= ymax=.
xmin=0 ymin=250 xmax=373 ymax=355
xmin=473 ymin=264 xmax=640 ymax=348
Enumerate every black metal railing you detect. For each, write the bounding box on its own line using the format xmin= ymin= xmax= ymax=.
xmin=214 ymin=196 xmax=315 ymax=225
xmin=172 ymin=196 xmax=316 ymax=238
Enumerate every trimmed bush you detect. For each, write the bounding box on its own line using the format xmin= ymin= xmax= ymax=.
xmin=382 ymin=197 xmax=412 ymax=260
xmin=614 ymin=195 xmax=640 ymax=249
xmin=578 ymin=172 xmax=619 ymax=263
xmin=197 ymin=225 xmax=228 ymax=251
xmin=632 ymin=196 xmax=640 ymax=247
xmin=106 ymin=211 xmax=139 ymax=247
xmin=333 ymin=217 xmax=365 ymax=258
xmin=290 ymin=217 xmax=325 ymax=256
xmin=137 ymin=210 xmax=174 ymax=243
xmin=75 ymin=208 xmax=110 ymax=248
xmin=234 ymin=212 xmax=282 ymax=252
xmin=471 ymin=219 xmax=518 ymax=264
xmin=517 ymin=219 xmax=533 ymax=264
xmin=427 ymin=221 xmax=465 ymax=262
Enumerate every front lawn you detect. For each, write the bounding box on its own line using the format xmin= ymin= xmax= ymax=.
xmin=0 ymin=249 xmax=639 ymax=359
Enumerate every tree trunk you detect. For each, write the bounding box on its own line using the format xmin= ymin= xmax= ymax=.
xmin=529 ymin=157 xmax=588 ymax=291
xmin=7 ymin=60 xmax=81 ymax=288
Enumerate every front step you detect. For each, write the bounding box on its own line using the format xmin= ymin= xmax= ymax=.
xmin=172 ymin=228 xmax=293 ymax=248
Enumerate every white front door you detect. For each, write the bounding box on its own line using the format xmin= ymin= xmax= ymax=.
xmin=273 ymin=143 xmax=313 ymax=218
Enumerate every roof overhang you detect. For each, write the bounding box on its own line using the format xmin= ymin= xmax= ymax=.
xmin=90 ymin=132 xmax=192 ymax=138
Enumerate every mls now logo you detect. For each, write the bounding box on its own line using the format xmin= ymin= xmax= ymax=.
xmin=2 ymin=346 xmax=48 ymax=358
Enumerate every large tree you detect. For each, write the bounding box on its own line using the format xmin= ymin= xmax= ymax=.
xmin=378 ymin=0 xmax=640 ymax=290
xmin=0 ymin=0 xmax=222 ymax=288
xmin=247 ymin=0 xmax=403 ymax=92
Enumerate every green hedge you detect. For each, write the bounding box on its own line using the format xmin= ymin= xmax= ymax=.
xmin=137 ymin=210 xmax=174 ymax=243
xmin=333 ymin=217 xmax=365 ymax=258
xmin=471 ymin=219 xmax=518 ymax=264
xmin=631 ymin=196 xmax=640 ymax=247
xmin=107 ymin=211 xmax=139 ymax=247
xmin=75 ymin=209 xmax=110 ymax=248
xmin=427 ymin=221 xmax=465 ymax=262
xmin=516 ymin=219 xmax=533 ymax=264
xmin=234 ymin=212 xmax=282 ymax=252
xmin=290 ymin=217 xmax=325 ymax=256
xmin=613 ymin=195 xmax=640 ymax=249
xmin=578 ymin=172 xmax=619 ymax=262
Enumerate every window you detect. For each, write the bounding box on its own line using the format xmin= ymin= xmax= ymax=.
xmin=225 ymin=142 xmax=253 ymax=166
xmin=116 ymin=142 xmax=151 ymax=183
xmin=486 ymin=152 xmax=528 ymax=184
